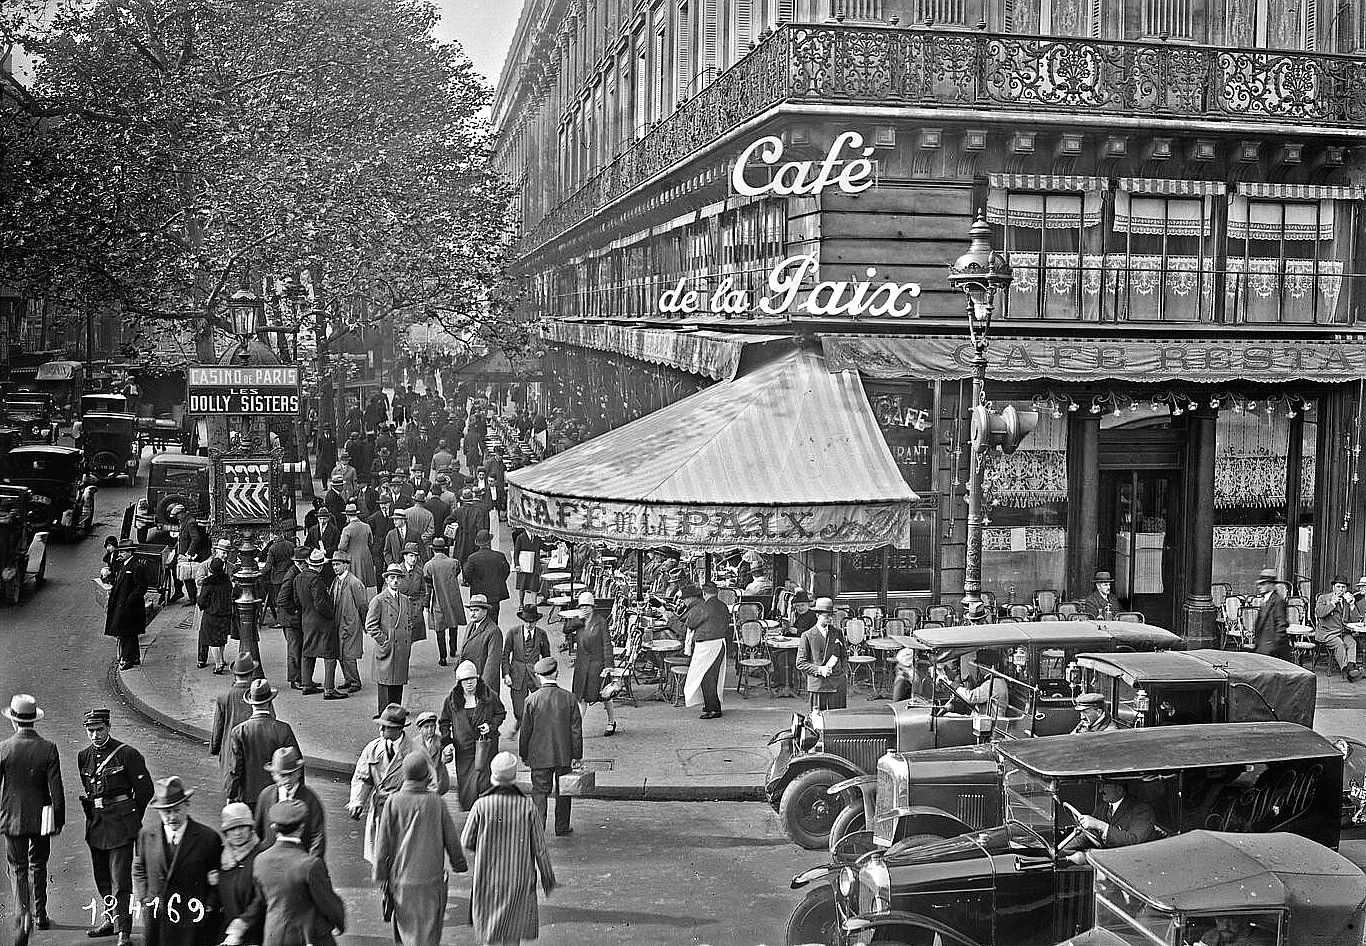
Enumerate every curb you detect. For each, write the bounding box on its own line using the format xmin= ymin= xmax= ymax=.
xmin=111 ymin=658 xmax=764 ymax=802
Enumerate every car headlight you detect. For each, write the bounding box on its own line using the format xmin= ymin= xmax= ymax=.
xmin=838 ymin=866 xmax=857 ymax=897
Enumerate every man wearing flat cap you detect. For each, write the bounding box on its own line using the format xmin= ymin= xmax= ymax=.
xmin=224 ymin=799 xmax=345 ymax=946
xmin=1081 ymin=571 xmax=1120 ymax=620
xmin=1254 ymin=569 xmax=1291 ymax=660
xmin=78 ymin=708 xmax=153 ymax=944
xmin=132 ymin=777 xmax=222 ymax=946
xmin=0 ymin=695 xmax=65 ymax=945
xmin=1072 ymin=692 xmax=1120 ymax=734
xmin=667 ymin=583 xmax=732 ymax=719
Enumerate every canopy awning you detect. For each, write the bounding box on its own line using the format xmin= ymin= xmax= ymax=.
xmin=507 ymin=348 xmax=918 ymax=552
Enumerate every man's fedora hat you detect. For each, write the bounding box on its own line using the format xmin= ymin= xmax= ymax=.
xmin=263 ymin=745 xmax=304 ymax=775
xmin=291 ymin=547 xmax=310 ymax=562
xmin=811 ymin=597 xmax=836 ymax=614
xmin=151 ymin=776 xmax=194 ymax=809
xmin=3 ymin=694 xmax=43 ymax=724
xmin=307 ymin=549 xmax=327 ymax=567
xmin=267 ymin=798 xmax=308 ymax=828
xmin=517 ymin=604 xmax=542 ymax=622
xmin=1094 ymin=571 xmax=1113 ymax=583
xmin=243 ymin=679 xmax=277 ymax=705
xmin=374 ymin=704 xmax=411 ymax=728
xmin=467 ymin=594 xmax=490 ymax=610
xmin=231 ymin=654 xmax=258 ymax=678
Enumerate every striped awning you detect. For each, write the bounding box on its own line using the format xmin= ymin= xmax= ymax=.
xmin=506 ymin=348 xmax=917 ymax=552
xmin=1120 ymin=178 xmax=1227 ymax=196
xmin=539 ymin=321 xmax=785 ymax=381
xmin=1238 ymin=182 xmax=1366 ymax=200
xmin=987 ymin=174 xmax=1107 ymax=192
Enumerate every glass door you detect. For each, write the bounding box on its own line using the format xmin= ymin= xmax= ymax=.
xmin=1098 ymin=469 xmax=1182 ymax=627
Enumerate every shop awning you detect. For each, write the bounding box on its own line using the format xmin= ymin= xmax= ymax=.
xmin=822 ymin=334 xmax=1366 ymax=384
xmin=507 ymin=347 xmax=918 ymax=552
xmin=540 ymin=321 xmax=787 ymax=381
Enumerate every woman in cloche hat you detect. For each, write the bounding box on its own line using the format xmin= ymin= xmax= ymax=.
xmin=440 ymin=661 xmax=506 ymax=811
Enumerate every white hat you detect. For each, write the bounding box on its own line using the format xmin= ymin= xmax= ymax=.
xmin=577 ymin=591 xmax=596 ymax=607
xmin=455 ymin=660 xmax=479 ymax=681
xmin=490 ymin=751 xmax=519 ymax=785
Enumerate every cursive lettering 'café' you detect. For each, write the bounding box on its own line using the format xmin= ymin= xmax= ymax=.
xmin=492 ymin=5 xmax=1366 ymax=643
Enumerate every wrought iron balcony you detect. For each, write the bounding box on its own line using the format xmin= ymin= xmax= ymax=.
xmin=515 ymin=24 xmax=1366 ymax=259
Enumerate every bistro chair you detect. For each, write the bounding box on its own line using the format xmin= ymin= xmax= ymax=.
xmin=1287 ymin=624 xmax=1321 ymax=671
xmin=843 ymin=619 xmax=877 ymax=690
xmin=859 ymin=606 xmax=885 ymax=631
xmin=1222 ymin=610 xmax=1250 ymax=650
xmin=920 ymin=620 xmax=945 ymax=630
xmin=734 ymin=602 xmax=764 ymax=627
xmin=1220 ymin=595 xmax=1244 ymax=638
xmin=717 ymin=587 xmax=739 ymax=608
xmin=735 ymin=621 xmax=773 ymax=698
xmin=883 ymin=618 xmax=909 ymax=636
xmin=1008 ymin=604 xmax=1032 ymax=622
xmin=1210 ymin=583 xmax=1231 ymax=612
xmin=775 ymin=588 xmax=796 ymax=621
xmin=864 ymin=620 xmax=900 ymax=699
xmin=893 ymin=606 xmax=921 ymax=627
xmin=1236 ymin=606 xmax=1259 ymax=649
xmin=926 ymin=604 xmax=956 ymax=626
xmin=834 ymin=607 xmax=853 ymax=631
xmin=1033 ymin=589 xmax=1061 ymax=619
xmin=1056 ymin=601 xmax=1081 ymax=620
xmin=1286 ymin=601 xmax=1306 ymax=627
xmin=1115 ymin=611 xmax=1145 ymax=624
xmin=1297 ymin=579 xmax=1314 ymax=601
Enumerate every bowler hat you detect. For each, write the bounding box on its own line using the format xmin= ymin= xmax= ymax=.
xmin=243 ymin=679 xmax=277 ymax=705
xmin=1074 ymin=692 xmax=1105 ymax=708
xmin=812 ymin=597 xmax=836 ymax=614
xmin=1094 ymin=571 xmax=1113 ymax=583
xmin=264 ymin=745 xmax=303 ymax=775
xmin=231 ymin=653 xmax=258 ymax=678
xmin=467 ymin=594 xmax=490 ymax=610
xmin=431 ymin=537 xmax=447 ymax=550
xmin=267 ymin=799 xmax=307 ymax=829
xmin=490 ymin=750 xmax=518 ymax=785
xmin=517 ymin=604 xmax=542 ymax=622
xmin=151 ymin=776 xmax=194 ymax=809
xmin=1334 ymin=575 xmax=1350 ymax=586
xmin=83 ymin=707 xmax=111 ymax=728
xmin=3 ymin=694 xmax=42 ymax=724
xmin=533 ymin=656 xmax=559 ymax=676
xmin=374 ymin=704 xmax=411 ymax=728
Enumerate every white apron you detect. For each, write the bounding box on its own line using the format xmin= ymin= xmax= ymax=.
xmin=684 ymin=637 xmax=727 ymax=707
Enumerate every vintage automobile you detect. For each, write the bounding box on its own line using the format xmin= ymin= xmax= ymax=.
xmin=133 ymin=401 xmax=198 ymax=455
xmin=792 ymin=722 xmax=1346 ymax=946
xmin=0 ymin=485 xmax=48 ymax=605
xmin=826 ymin=649 xmax=1338 ymax=860
xmin=79 ymin=393 xmax=130 ymax=417
xmin=1074 ymin=649 xmax=1316 ymax=729
xmin=0 ymin=428 xmax=19 ymax=479
xmin=2 ymin=393 xmax=59 ymax=445
xmin=766 ymin=621 xmax=1182 ymax=849
xmin=1058 ymin=830 xmax=1366 ymax=946
xmin=77 ymin=413 xmax=140 ymax=485
xmin=127 ymin=453 xmax=212 ymax=540
xmin=4 ymin=445 xmax=97 ymax=541
xmin=32 ymin=360 xmax=86 ymax=421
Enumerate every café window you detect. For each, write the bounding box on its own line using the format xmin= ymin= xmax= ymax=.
xmin=989 ymin=175 xmax=1105 ymax=323
xmin=1226 ymin=185 xmax=1357 ymax=325
xmin=1109 ymin=179 xmax=1221 ymax=323
xmin=983 ymin=400 xmax=1066 ymax=605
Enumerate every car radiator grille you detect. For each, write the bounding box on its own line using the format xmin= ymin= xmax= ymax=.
xmin=826 ymin=735 xmax=892 ymax=774
xmin=957 ymin=793 xmax=988 ymax=829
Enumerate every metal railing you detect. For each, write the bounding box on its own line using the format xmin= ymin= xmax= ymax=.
xmin=514 ymin=24 xmax=1366 ymax=259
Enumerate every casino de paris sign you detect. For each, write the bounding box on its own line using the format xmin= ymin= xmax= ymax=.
xmin=188 ymin=366 xmax=301 ymax=416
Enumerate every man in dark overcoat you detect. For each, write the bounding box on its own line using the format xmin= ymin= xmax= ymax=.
xmin=462 ymin=530 xmax=510 ymax=621
xmin=223 ymin=800 xmax=346 ymax=946
xmin=295 ymin=550 xmax=342 ymax=697
xmin=252 ymin=746 xmax=326 ymax=858
xmin=105 ymin=541 xmax=147 ymax=670
xmin=0 ymin=695 xmax=65 ymax=946
xmin=132 ymin=777 xmax=222 ymax=946
xmin=78 ymin=708 xmax=153 ymax=945
xmin=519 ymin=659 xmax=583 ymax=837
xmin=224 ymin=682 xmax=301 ymax=810
xmin=449 ymin=489 xmax=485 ymax=564
xmin=261 ymin=520 xmax=298 ymax=627
xmin=275 ymin=549 xmax=309 ymax=689
xmin=1254 ymin=568 xmax=1292 ymax=659
xmin=458 ymin=595 xmax=504 ymax=698
xmin=210 ymin=655 xmax=259 ymax=770
xmin=303 ymin=509 xmax=341 ymax=556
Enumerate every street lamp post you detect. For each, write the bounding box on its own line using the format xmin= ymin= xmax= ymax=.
xmin=948 ymin=213 xmax=1014 ymax=612
xmin=232 ymin=560 xmax=263 ymax=679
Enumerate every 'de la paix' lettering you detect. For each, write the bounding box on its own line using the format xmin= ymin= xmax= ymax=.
xmin=658 ymin=254 xmax=921 ymax=319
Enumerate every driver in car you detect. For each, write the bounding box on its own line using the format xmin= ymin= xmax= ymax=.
xmin=935 ymin=649 xmax=1010 ymax=716
xmin=1062 ymin=780 xmax=1156 ymax=864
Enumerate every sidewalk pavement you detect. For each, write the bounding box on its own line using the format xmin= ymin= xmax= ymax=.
xmin=113 ymin=516 xmax=793 ymax=801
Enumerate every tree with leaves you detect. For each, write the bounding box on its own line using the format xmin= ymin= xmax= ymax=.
xmin=0 ymin=0 xmax=514 ymax=361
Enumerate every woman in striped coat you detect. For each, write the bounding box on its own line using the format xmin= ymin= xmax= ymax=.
xmin=460 ymin=752 xmax=556 ymax=945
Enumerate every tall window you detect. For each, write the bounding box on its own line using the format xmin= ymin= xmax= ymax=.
xmin=1224 ymin=0 xmax=1315 ymax=49
xmin=653 ymin=15 xmax=668 ymax=122
xmin=632 ymin=33 xmax=648 ymax=136
xmin=1226 ymin=189 xmax=1352 ymax=324
xmin=1141 ymin=0 xmax=1194 ymax=38
xmin=991 ymin=179 xmax=1104 ymax=322
xmin=1110 ymin=182 xmax=1218 ymax=322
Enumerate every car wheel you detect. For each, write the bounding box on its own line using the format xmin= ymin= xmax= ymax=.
xmin=780 ymin=768 xmax=843 ymax=850
xmin=828 ymin=803 xmax=866 ymax=856
xmin=785 ymin=882 xmax=838 ymax=946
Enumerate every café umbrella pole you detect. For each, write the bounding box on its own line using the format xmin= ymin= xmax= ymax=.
xmin=636 ymin=551 xmax=644 ymax=601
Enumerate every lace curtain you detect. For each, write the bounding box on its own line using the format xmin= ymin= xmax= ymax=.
xmin=991 ymin=407 xmax=1068 ymax=508
xmin=1215 ymin=411 xmax=1315 ymax=509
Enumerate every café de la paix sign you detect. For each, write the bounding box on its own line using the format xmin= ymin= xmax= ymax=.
xmin=656 ymin=132 xmax=922 ymax=319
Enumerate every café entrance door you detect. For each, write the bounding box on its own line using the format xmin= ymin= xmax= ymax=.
xmin=1097 ymin=428 xmax=1185 ymax=629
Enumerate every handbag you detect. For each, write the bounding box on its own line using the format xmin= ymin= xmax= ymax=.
xmin=473 ymin=734 xmax=497 ymax=772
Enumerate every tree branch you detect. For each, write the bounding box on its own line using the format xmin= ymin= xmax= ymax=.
xmin=201 ymin=227 xmax=283 ymax=314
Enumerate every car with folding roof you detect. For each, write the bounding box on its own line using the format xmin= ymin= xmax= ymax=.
xmin=0 ymin=485 xmax=48 ymax=605
xmin=4 ymin=445 xmax=97 ymax=540
xmin=77 ymin=413 xmax=140 ymax=485
xmin=787 ymin=722 xmax=1346 ymax=946
xmin=766 ymin=620 xmax=1182 ymax=849
xmin=824 ymin=647 xmax=1328 ymax=856
xmin=2 ymin=393 xmax=59 ymax=445
xmin=1060 ymin=831 xmax=1366 ymax=946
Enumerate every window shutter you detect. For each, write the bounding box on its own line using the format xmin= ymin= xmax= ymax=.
xmin=776 ymin=0 xmax=796 ymax=22
xmin=1090 ymin=0 xmax=1103 ymax=36
xmin=702 ymin=0 xmax=719 ymax=83
xmin=676 ymin=3 xmax=692 ymax=103
xmin=1304 ymin=0 xmax=1318 ymax=50
xmin=1002 ymin=0 xmax=1015 ymax=30
xmin=735 ymin=0 xmax=753 ymax=57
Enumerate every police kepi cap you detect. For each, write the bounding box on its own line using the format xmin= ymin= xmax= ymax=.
xmin=84 ymin=708 xmax=111 ymax=728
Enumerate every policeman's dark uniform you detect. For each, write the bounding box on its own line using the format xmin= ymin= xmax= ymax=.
xmin=77 ymin=709 xmax=153 ymax=943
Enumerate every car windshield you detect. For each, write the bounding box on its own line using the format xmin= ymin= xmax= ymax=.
xmin=1115 ymin=679 xmax=1219 ymax=727
xmin=1003 ymin=764 xmax=1058 ymax=844
xmin=1094 ymin=871 xmax=1178 ymax=945
xmin=884 ymin=822 xmax=1040 ymax=863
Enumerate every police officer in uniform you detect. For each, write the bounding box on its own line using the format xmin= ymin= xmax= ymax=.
xmin=77 ymin=709 xmax=153 ymax=945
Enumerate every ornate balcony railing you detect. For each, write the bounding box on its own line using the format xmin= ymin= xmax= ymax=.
xmin=514 ymin=24 xmax=1366 ymax=260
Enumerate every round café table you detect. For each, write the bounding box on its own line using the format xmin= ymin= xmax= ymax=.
xmin=867 ymin=637 xmax=902 ymax=700
xmin=646 ymin=639 xmax=684 ymax=700
xmin=766 ymin=635 xmax=801 ymax=698
xmin=539 ymin=571 xmax=571 ymax=600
